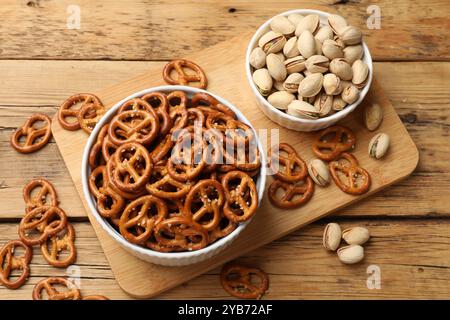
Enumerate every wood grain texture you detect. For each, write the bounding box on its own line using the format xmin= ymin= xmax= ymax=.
xmin=1 ymin=60 xmax=449 ymax=219
xmin=0 ymin=0 xmax=449 ymax=61
xmin=0 ymin=219 xmax=449 ymax=300
xmin=50 ymin=36 xmax=418 ymax=298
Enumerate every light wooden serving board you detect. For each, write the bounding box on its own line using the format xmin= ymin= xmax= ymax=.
xmin=52 ymin=33 xmax=419 ymax=298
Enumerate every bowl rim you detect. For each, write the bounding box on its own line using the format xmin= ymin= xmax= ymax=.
xmin=81 ymin=85 xmax=267 ymax=261
xmin=245 ymin=8 xmax=373 ymax=125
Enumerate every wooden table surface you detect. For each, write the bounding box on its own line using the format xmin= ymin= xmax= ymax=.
xmin=0 ymin=0 xmax=449 ymax=300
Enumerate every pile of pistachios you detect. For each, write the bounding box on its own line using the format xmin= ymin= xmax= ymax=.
xmin=250 ymin=13 xmax=370 ymax=119
xmin=323 ymin=223 xmax=371 ymax=264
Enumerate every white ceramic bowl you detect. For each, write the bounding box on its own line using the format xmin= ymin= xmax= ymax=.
xmin=81 ymin=85 xmax=266 ymax=266
xmin=245 ymin=9 xmax=373 ymax=132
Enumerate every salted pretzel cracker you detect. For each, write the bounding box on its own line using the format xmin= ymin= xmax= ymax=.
xmin=329 ymin=152 xmax=371 ymax=195
xmin=312 ymin=125 xmax=356 ymax=161
xmin=163 ymin=59 xmax=207 ymax=89
xmin=220 ymin=262 xmax=269 ymax=299
xmin=10 ymin=113 xmax=52 ymax=154
xmin=0 ymin=240 xmax=32 ymax=289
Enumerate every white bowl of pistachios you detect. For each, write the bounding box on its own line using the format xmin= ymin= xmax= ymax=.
xmin=246 ymin=9 xmax=373 ymax=132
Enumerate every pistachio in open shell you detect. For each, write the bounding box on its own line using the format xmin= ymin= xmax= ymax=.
xmin=314 ymin=92 xmax=333 ymax=117
xmin=284 ymin=55 xmax=306 ymax=74
xmin=329 ymin=58 xmax=353 ymax=81
xmin=297 ymin=30 xmax=316 ymax=58
xmin=283 ymin=36 xmax=300 ymax=58
xmin=340 ymin=26 xmax=363 ymax=45
xmin=342 ymin=227 xmax=370 ymax=245
xmin=343 ymin=45 xmax=364 ymax=65
xmin=308 ymin=158 xmax=330 ymax=187
xmin=267 ymin=91 xmax=296 ymax=110
xmin=298 ymin=73 xmax=323 ymax=98
xmin=305 ymin=55 xmax=329 ymax=74
xmin=283 ymin=73 xmax=304 ymax=93
xmin=295 ymin=14 xmax=320 ymax=36
xmin=341 ymin=84 xmax=360 ymax=104
xmin=252 ymin=68 xmax=272 ymax=96
xmin=270 ymin=15 xmax=296 ymax=36
xmin=323 ymin=73 xmax=341 ymax=95
xmin=258 ymin=31 xmax=286 ymax=54
xmin=352 ymin=59 xmax=369 ymax=88
xmin=368 ymin=132 xmax=390 ymax=159
xmin=337 ymin=245 xmax=364 ymax=264
xmin=323 ymin=223 xmax=341 ymax=251
xmin=266 ymin=53 xmax=287 ymax=82
xmin=287 ymin=100 xmax=320 ymax=119
xmin=322 ymin=39 xmax=344 ymax=60
xmin=327 ymin=14 xmax=348 ymax=35
xmin=249 ymin=47 xmax=267 ymax=69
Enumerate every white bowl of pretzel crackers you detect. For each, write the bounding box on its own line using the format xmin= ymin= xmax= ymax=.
xmin=81 ymin=85 xmax=266 ymax=266
xmin=246 ymin=9 xmax=373 ymax=132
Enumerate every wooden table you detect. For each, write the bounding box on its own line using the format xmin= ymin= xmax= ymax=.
xmin=0 ymin=0 xmax=449 ymax=300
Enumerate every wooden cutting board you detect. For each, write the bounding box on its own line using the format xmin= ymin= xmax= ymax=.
xmin=51 ymin=33 xmax=419 ymax=298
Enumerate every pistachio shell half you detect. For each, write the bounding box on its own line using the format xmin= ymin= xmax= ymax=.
xmin=298 ymin=73 xmax=323 ymax=97
xmin=363 ymin=103 xmax=383 ymax=131
xmin=249 ymin=47 xmax=267 ymax=69
xmin=368 ymin=132 xmax=390 ymax=159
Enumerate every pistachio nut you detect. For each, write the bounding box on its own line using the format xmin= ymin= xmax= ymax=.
xmin=342 ymin=227 xmax=370 ymax=245
xmin=284 ymin=55 xmax=306 ymax=74
xmin=298 ymin=73 xmax=323 ymax=98
xmin=314 ymin=92 xmax=333 ymax=117
xmin=287 ymin=13 xmax=304 ymax=27
xmin=305 ymin=55 xmax=329 ymax=74
xmin=270 ymin=15 xmax=296 ymax=36
xmin=343 ymin=45 xmax=364 ymax=65
xmin=329 ymin=58 xmax=353 ymax=81
xmin=295 ymin=14 xmax=320 ymax=36
xmin=266 ymin=53 xmax=287 ymax=82
xmin=249 ymin=47 xmax=267 ymax=69
xmin=283 ymin=73 xmax=304 ymax=93
xmin=323 ymin=73 xmax=341 ymax=95
xmin=327 ymin=14 xmax=348 ymax=35
xmin=322 ymin=222 xmax=341 ymax=251
xmin=315 ymin=26 xmax=334 ymax=43
xmin=340 ymin=26 xmax=363 ymax=45
xmin=341 ymin=84 xmax=360 ymax=104
xmin=267 ymin=91 xmax=296 ymax=110
xmin=283 ymin=36 xmax=300 ymax=58
xmin=273 ymin=80 xmax=285 ymax=91
xmin=297 ymin=30 xmax=316 ymax=59
xmin=322 ymin=39 xmax=344 ymax=60
xmin=287 ymin=100 xmax=320 ymax=119
xmin=363 ymin=103 xmax=383 ymax=131
xmin=337 ymin=245 xmax=364 ymax=264
xmin=332 ymin=96 xmax=347 ymax=111
xmin=252 ymin=68 xmax=272 ymax=96
xmin=258 ymin=31 xmax=286 ymax=54
xmin=368 ymin=132 xmax=390 ymax=159
xmin=352 ymin=59 xmax=369 ymax=88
